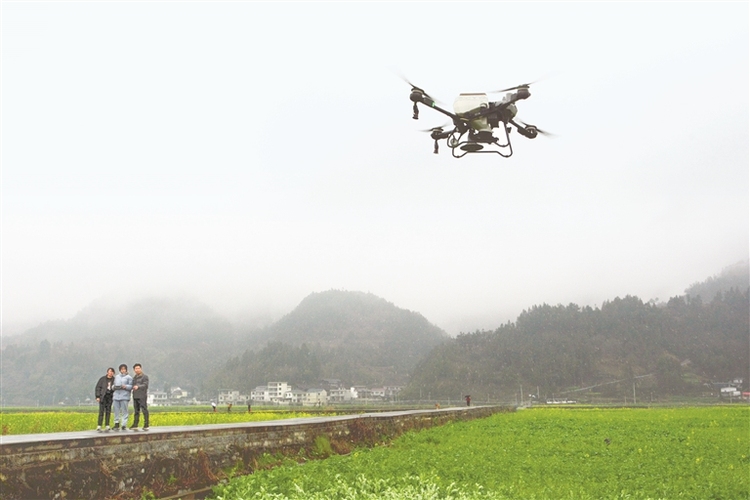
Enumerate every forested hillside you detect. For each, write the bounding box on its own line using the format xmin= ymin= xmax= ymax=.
xmin=2 ymin=264 xmax=746 ymax=406
xmin=0 ymin=291 xmax=448 ymax=405
xmin=402 ymin=288 xmax=749 ymax=401
xmin=0 ymin=298 xmax=245 ymax=406
xmin=206 ymin=290 xmax=449 ymax=393
xmin=685 ymin=260 xmax=749 ymax=301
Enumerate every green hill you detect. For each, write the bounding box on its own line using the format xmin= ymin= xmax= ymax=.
xmin=402 ymin=288 xmax=749 ymax=402
xmin=685 ymin=260 xmax=749 ymax=301
xmin=3 ymin=265 xmax=747 ymax=407
xmin=207 ymin=290 xmax=450 ymax=393
xmin=0 ymin=297 xmax=243 ymax=406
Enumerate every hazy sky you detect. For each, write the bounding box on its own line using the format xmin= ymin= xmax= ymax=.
xmin=3 ymin=2 xmax=748 ymax=336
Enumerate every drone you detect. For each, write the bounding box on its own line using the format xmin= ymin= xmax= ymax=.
xmin=406 ymin=79 xmax=551 ymax=158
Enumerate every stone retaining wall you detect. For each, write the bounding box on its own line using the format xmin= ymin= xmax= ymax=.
xmin=0 ymin=405 xmax=512 ymax=499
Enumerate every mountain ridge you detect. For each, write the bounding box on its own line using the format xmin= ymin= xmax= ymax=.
xmin=0 ymin=290 xmax=449 ymax=405
xmin=2 ymin=263 xmax=747 ymax=406
xmin=206 ymin=290 xmax=450 ymax=392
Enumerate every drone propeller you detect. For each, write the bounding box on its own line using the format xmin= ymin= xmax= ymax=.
xmin=418 ymin=123 xmax=452 ymax=154
xmin=489 ymin=79 xmax=541 ymax=93
xmin=419 ymin=122 xmax=450 ymax=133
xmin=518 ymin=120 xmax=556 ymax=137
xmin=397 ymin=74 xmax=443 ymax=104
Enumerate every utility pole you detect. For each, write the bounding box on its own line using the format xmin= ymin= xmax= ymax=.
xmin=633 ymin=381 xmax=637 ymax=405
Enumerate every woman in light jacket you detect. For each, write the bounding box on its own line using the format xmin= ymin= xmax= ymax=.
xmin=112 ymin=364 xmax=133 ymax=431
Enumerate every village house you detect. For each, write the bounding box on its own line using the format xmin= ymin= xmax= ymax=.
xmin=328 ymin=386 xmax=358 ymax=402
xmin=170 ymin=387 xmax=189 ymax=401
xmin=285 ymin=388 xmax=306 ymax=405
xmin=147 ymin=391 xmax=168 ymax=406
xmin=218 ymin=389 xmax=250 ymax=405
xmin=250 ymin=382 xmax=304 ymax=405
xmin=302 ymin=388 xmax=327 ymax=406
xmin=368 ymin=386 xmax=403 ymax=400
xmin=225 ymin=381 xmax=402 ymax=407
xmin=268 ymin=382 xmax=290 ymax=401
xmin=250 ymin=386 xmax=271 ymax=403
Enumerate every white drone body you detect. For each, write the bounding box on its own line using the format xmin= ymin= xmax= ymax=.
xmin=453 ymin=93 xmax=519 ymax=134
xmin=407 ymin=80 xmax=545 ymax=158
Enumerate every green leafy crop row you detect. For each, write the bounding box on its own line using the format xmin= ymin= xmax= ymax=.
xmin=211 ymin=406 xmax=749 ymax=499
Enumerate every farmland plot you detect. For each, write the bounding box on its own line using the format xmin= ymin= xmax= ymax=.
xmin=0 ymin=410 xmax=330 ymax=435
xmin=212 ymin=406 xmax=749 ymax=500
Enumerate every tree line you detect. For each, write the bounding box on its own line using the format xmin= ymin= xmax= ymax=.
xmin=401 ymin=288 xmax=749 ymax=402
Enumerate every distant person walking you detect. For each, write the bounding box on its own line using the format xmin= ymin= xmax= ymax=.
xmin=130 ymin=363 xmax=150 ymax=431
xmin=95 ymin=367 xmax=116 ymax=432
xmin=211 ymin=401 xmax=217 ymax=412
xmin=465 ymin=395 xmax=471 ymax=407
xmin=112 ymin=364 xmax=133 ymax=431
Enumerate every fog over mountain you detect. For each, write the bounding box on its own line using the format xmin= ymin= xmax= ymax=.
xmin=2 ymin=263 xmax=747 ymax=406
xmin=1 ymin=290 xmax=450 ymax=404
xmin=4 ymin=3 xmax=748 ymax=339
xmin=685 ymin=260 xmax=749 ymax=302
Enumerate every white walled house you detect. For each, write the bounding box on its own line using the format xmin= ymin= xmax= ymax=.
xmin=251 ymin=386 xmax=271 ymax=403
xmin=217 ymin=390 xmax=250 ymax=405
xmin=328 ymin=386 xmax=358 ymax=402
xmin=371 ymin=388 xmax=386 ymax=399
xmin=251 ymin=382 xmax=295 ymax=404
xmin=285 ymin=389 xmax=305 ymax=405
xmin=302 ymin=389 xmax=327 ymax=406
xmin=148 ymin=391 xmax=169 ymax=406
xmin=246 ymin=381 xmax=411 ymax=406
xmin=218 ymin=390 xmax=240 ymax=404
xmin=268 ymin=382 xmax=290 ymax=401
xmin=384 ymin=386 xmax=403 ymax=399
xmin=170 ymin=387 xmax=189 ymax=400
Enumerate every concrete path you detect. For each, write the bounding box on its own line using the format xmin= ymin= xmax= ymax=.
xmin=0 ymin=405 xmax=480 ymax=445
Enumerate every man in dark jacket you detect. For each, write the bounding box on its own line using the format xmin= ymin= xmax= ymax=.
xmin=95 ymin=367 xmax=116 ymax=432
xmin=130 ymin=363 xmax=150 ymax=431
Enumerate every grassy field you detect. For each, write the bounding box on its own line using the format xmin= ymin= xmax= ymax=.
xmin=0 ymin=408 xmax=337 ymax=435
xmin=210 ymin=406 xmax=749 ymax=500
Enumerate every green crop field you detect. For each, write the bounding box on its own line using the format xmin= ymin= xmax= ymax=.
xmin=211 ymin=406 xmax=749 ymax=500
xmin=0 ymin=409 xmax=336 ymax=435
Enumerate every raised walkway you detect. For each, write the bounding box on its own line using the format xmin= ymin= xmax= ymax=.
xmin=1 ymin=405 xmax=512 ymax=499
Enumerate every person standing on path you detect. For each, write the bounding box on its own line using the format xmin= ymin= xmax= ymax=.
xmin=130 ymin=363 xmax=150 ymax=431
xmin=112 ymin=364 xmax=133 ymax=431
xmin=95 ymin=367 xmax=116 ymax=432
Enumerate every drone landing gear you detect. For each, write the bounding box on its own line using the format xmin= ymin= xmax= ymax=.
xmin=447 ymin=126 xmax=514 ymax=158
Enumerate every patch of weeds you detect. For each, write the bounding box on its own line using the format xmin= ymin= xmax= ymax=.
xmin=311 ymin=435 xmax=333 ymax=458
xmin=256 ymin=452 xmax=287 ymax=469
xmin=222 ymin=460 xmax=246 ymax=479
xmin=140 ymin=488 xmax=157 ymax=500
